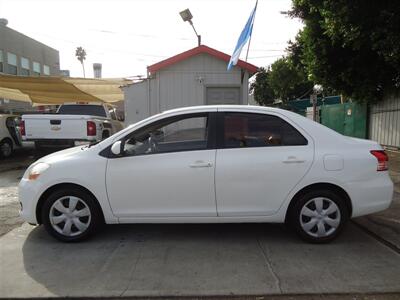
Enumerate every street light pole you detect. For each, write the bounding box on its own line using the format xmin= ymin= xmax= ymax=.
xmin=180 ymin=9 xmax=201 ymax=47
xmin=189 ymin=21 xmax=201 ymax=46
xmin=312 ymin=84 xmax=323 ymax=122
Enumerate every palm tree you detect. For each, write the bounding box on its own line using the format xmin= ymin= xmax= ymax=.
xmin=75 ymin=47 xmax=87 ymax=78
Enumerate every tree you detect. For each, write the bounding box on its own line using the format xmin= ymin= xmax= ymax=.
xmin=250 ymin=67 xmax=275 ymax=106
xmin=75 ymin=47 xmax=87 ymax=78
xmin=268 ymin=57 xmax=313 ymax=102
xmin=250 ymin=58 xmax=313 ymax=106
xmin=289 ymin=0 xmax=400 ymax=103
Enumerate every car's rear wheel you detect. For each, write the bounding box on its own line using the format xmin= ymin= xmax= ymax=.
xmin=0 ymin=139 xmax=13 ymax=158
xmin=42 ymin=187 xmax=102 ymax=242
xmin=289 ymin=190 xmax=349 ymax=243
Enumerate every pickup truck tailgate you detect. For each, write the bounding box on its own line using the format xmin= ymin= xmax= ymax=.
xmin=23 ymin=115 xmax=98 ymax=140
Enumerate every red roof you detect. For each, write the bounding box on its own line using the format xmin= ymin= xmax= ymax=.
xmin=147 ymin=45 xmax=258 ymax=74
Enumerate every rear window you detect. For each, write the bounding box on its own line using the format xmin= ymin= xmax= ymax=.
xmin=58 ymin=105 xmax=106 ymax=117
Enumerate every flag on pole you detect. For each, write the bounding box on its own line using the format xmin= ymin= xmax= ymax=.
xmin=227 ymin=1 xmax=258 ymax=70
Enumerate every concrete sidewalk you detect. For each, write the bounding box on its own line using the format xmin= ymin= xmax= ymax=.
xmin=1 ymin=222 xmax=400 ymax=298
xmin=354 ymin=150 xmax=400 ymax=251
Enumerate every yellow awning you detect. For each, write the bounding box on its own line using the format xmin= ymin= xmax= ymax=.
xmin=0 ymin=74 xmax=130 ymax=104
xmin=0 ymin=87 xmax=31 ymax=102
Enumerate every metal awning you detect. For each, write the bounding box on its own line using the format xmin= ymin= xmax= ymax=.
xmin=0 ymin=74 xmax=131 ymax=104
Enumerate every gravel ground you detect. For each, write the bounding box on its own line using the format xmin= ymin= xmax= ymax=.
xmin=0 ymin=146 xmax=38 ymax=236
xmin=0 ymin=168 xmax=26 ymax=236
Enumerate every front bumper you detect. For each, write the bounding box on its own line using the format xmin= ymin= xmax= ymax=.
xmin=19 ymin=178 xmax=42 ymax=224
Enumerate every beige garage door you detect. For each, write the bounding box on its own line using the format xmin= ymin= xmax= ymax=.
xmin=206 ymin=87 xmax=241 ymax=105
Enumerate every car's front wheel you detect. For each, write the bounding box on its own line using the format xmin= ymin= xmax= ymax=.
xmin=289 ymin=190 xmax=349 ymax=243
xmin=42 ymin=187 xmax=102 ymax=242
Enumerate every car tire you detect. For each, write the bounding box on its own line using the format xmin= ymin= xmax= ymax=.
xmin=289 ymin=190 xmax=349 ymax=243
xmin=41 ymin=187 xmax=102 ymax=242
xmin=0 ymin=138 xmax=13 ymax=158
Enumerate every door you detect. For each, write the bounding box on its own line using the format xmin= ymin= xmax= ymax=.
xmin=206 ymin=87 xmax=241 ymax=105
xmin=320 ymin=103 xmax=367 ymax=139
xmin=343 ymin=103 xmax=367 ymax=138
xmin=106 ymin=112 xmax=217 ymax=217
xmin=215 ymin=112 xmax=314 ymax=216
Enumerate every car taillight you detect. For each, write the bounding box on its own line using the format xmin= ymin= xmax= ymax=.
xmin=370 ymin=150 xmax=388 ymax=171
xmin=20 ymin=120 xmax=25 ymax=136
xmin=87 ymin=121 xmax=96 ymax=136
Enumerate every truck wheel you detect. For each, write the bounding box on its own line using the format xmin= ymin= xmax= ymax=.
xmin=102 ymin=131 xmax=110 ymax=139
xmin=41 ymin=187 xmax=102 ymax=242
xmin=0 ymin=139 xmax=13 ymax=158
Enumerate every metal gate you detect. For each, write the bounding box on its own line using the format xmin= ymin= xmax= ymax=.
xmin=369 ymin=95 xmax=400 ymax=149
xmin=320 ymin=102 xmax=367 ymax=139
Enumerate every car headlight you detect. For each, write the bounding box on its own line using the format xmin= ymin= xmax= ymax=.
xmin=27 ymin=162 xmax=50 ymax=181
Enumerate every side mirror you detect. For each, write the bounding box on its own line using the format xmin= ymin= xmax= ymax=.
xmin=111 ymin=141 xmax=122 ymax=156
xmin=117 ymin=114 xmax=125 ymax=122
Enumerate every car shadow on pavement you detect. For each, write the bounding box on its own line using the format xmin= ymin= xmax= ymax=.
xmin=19 ymin=222 xmax=400 ymax=297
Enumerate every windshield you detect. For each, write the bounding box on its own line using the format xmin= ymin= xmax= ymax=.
xmin=57 ymin=105 xmax=106 ymax=117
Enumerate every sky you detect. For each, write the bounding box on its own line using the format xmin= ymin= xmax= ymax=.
xmin=0 ymin=0 xmax=303 ymax=78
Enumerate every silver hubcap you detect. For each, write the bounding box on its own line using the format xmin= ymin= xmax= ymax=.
xmin=49 ymin=196 xmax=91 ymax=237
xmin=300 ymin=197 xmax=341 ymax=238
xmin=0 ymin=142 xmax=11 ymax=157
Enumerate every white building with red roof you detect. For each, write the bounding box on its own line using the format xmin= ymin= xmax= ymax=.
xmin=123 ymin=45 xmax=258 ymax=125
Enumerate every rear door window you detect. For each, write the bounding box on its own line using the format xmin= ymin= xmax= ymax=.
xmin=219 ymin=112 xmax=307 ymax=148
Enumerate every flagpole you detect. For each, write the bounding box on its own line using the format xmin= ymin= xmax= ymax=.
xmin=245 ymin=0 xmax=258 ymax=61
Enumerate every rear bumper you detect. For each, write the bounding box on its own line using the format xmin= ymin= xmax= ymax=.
xmin=25 ymin=139 xmax=96 ymax=148
xmin=348 ymin=174 xmax=394 ymax=218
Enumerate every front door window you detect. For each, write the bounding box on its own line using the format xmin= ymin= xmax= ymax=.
xmin=123 ymin=114 xmax=209 ymax=156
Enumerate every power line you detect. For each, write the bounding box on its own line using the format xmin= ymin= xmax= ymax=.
xmin=248 ymin=55 xmax=283 ymax=59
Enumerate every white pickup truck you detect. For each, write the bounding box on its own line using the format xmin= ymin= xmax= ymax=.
xmin=21 ymin=103 xmax=124 ymax=150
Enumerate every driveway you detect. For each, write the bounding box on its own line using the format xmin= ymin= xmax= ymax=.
xmin=1 ymin=221 xmax=400 ymax=298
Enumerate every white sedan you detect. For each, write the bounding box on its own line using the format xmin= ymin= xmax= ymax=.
xmin=19 ymin=105 xmax=393 ymax=243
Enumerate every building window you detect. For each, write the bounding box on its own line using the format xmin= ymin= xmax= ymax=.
xmin=43 ymin=64 xmax=50 ymax=75
xmin=7 ymin=52 xmax=18 ymax=75
xmin=0 ymin=50 xmax=3 ymax=73
xmin=21 ymin=57 xmax=30 ymax=76
xmin=33 ymin=61 xmax=41 ymax=75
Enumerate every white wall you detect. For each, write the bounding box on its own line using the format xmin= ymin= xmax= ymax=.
xmin=123 ymin=80 xmax=150 ymax=125
xmin=124 ymin=53 xmax=252 ymax=125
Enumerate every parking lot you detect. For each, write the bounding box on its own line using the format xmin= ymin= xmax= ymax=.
xmin=1 ymin=148 xmax=399 ymax=299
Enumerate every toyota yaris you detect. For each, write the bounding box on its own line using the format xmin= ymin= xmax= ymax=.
xmin=19 ymin=105 xmax=394 ymax=243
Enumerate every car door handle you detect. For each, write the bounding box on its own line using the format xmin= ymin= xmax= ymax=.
xmin=282 ymin=157 xmax=305 ymax=164
xmin=189 ymin=161 xmax=213 ymax=168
